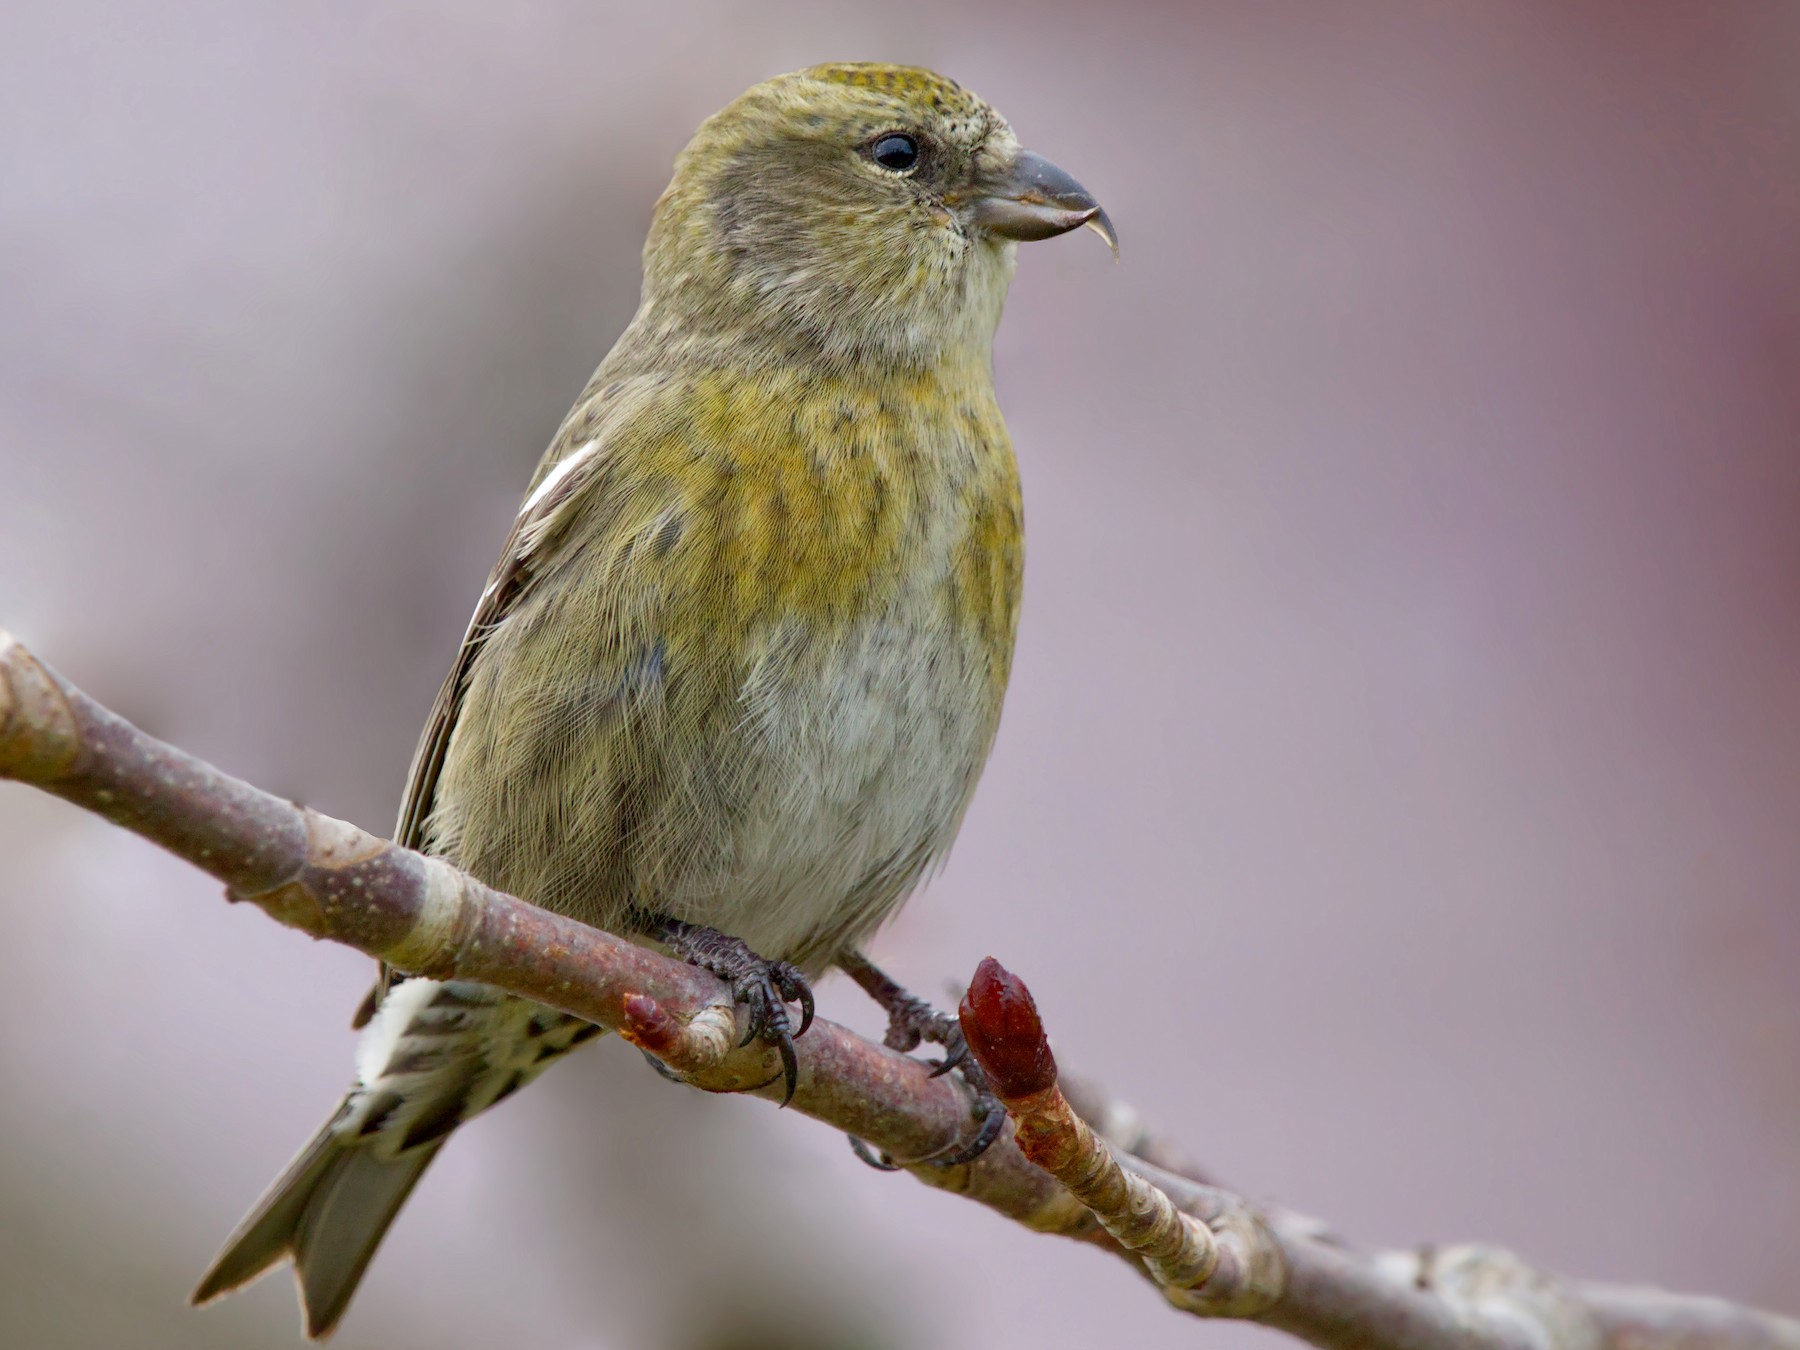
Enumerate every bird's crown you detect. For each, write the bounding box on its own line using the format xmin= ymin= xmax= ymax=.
xmin=805 ymin=62 xmax=984 ymax=114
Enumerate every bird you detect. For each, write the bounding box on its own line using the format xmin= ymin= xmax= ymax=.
xmin=191 ymin=61 xmax=1114 ymax=1338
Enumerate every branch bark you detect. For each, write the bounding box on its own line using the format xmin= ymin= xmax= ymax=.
xmin=1 ymin=629 xmax=1793 ymax=1350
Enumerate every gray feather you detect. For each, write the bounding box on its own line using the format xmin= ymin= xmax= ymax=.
xmin=291 ymin=1140 xmax=444 ymax=1338
xmin=191 ymin=1111 xmax=443 ymax=1339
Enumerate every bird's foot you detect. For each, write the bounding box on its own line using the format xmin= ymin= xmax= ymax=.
xmin=877 ymin=987 xmax=972 ymax=1074
xmin=839 ymin=950 xmax=1006 ymax=1168
xmin=647 ymin=917 xmax=814 ymax=1105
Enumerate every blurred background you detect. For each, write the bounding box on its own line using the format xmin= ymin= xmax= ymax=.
xmin=3 ymin=2 xmax=1797 ymax=1346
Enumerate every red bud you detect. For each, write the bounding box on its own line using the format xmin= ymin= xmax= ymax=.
xmin=619 ymin=992 xmax=676 ymax=1054
xmin=958 ymin=956 xmax=1058 ymax=1098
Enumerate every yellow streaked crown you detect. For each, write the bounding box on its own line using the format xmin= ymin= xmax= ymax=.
xmin=804 ymin=62 xmax=985 ymax=118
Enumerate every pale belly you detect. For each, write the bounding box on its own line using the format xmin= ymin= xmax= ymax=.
xmin=431 ymin=594 xmax=1006 ymax=973
xmin=653 ymin=609 xmax=1000 ymax=968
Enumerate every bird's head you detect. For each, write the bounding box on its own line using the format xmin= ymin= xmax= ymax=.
xmin=635 ymin=63 xmax=1114 ymax=370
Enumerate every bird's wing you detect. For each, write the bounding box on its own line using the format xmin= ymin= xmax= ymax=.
xmin=359 ymin=386 xmax=626 ymax=1022
xmin=394 ymin=438 xmax=604 ymax=852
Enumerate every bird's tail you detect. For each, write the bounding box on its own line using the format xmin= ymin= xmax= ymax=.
xmin=191 ymin=1116 xmax=445 ymax=1338
xmin=192 ymin=977 xmax=603 ymax=1338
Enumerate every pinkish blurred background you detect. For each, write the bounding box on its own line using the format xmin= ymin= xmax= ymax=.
xmin=3 ymin=3 xmax=1797 ymax=1347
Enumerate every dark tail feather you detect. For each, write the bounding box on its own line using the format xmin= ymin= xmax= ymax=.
xmin=191 ymin=1112 xmax=444 ymax=1339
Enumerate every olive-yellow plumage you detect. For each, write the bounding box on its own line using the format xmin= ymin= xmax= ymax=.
xmin=433 ymin=359 xmax=1021 ymax=966
xmin=192 ymin=62 xmax=1110 ymax=1338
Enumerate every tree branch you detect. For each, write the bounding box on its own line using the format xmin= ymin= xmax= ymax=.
xmin=1 ymin=629 xmax=1793 ymax=1350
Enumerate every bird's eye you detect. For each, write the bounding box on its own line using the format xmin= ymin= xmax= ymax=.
xmin=868 ymin=133 xmax=921 ymax=173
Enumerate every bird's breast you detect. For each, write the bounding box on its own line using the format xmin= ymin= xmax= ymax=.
xmin=438 ymin=362 xmax=1024 ymax=964
xmin=633 ymin=364 xmax=1025 ymax=958
xmin=652 ymin=364 xmax=1023 ymax=693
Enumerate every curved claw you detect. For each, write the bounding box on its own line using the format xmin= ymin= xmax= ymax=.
xmin=927 ymin=1095 xmax=1007 ymax=1167
xmin=732 ymin=972 xmax=800 ymax=1104
xmin=772 ymin=1026 xmax=799 ymax=1107
xmin=926 ymin=1033 xmax=969 ymax=1079
xmin=766 ymin=960 xmax=815 ymax=1039
xmin=638 ymin=1049 xmax=690 ymax=1085
xmin=783 ymin=967 xmax=816 ymax=1038
xmin=738 ymin=988 xmax=768 ymax=1048
xmin=847 ymin=1135 xmax=902 ymax=1171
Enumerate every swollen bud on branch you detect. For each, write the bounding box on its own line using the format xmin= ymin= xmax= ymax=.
xmin=958 ymin=956 xmax=1059 ymax=1099
xmin=957 ymin=954 xmax=1246 ymax=1308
